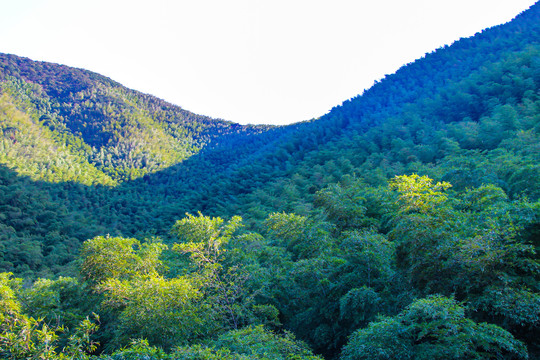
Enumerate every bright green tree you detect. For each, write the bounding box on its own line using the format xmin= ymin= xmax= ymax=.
xmin=97 ymin=274 xmax=205 ymax=350
xmin=172 ymin=213 xmax=247 ymax=330
xmin=79 ymin=235 xmax=166 ymax=285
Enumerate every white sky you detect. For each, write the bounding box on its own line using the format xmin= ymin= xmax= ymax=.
xmin=0 ymin=1 xmax=537 ymax=125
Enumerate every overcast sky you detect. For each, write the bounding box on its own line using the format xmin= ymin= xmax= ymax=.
xmin=0 ymin=0 xmax=536 ymax=125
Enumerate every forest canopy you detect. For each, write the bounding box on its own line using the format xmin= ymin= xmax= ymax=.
xmin=0 ymin=2 xmax=539 ymax=359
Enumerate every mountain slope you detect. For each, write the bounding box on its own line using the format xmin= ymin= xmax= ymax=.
xmin=169 ymin=2 xmax=540 ymax=223
xmin=0 ymin=53 xmax=276 ymax=182
xmin=0 ymin=1 xmax=538 ymax=278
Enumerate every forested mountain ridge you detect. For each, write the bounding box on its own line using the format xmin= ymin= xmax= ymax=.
xmin=174 ymin=0 xmax=540 ymax=222
xmin=0 ymin=52 xmax=278 ymax=183
xmin=1 ymin=2 xmax=539 ymax=360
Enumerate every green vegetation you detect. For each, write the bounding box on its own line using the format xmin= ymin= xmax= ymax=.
xmin=1 ymin=182 xmax=538 ymax=358
xmin=0 ymin=2 xmax=539 ymax=359
xmin=341 ymin=296 xmax=528 ymax=360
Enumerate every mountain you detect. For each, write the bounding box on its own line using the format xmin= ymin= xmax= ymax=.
xmin=0 ymin=2 xmax=539 ymax=359
xmin=0 ymin=52 xmax=281 ymax=183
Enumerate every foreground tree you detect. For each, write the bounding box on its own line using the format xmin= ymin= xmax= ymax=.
xmin=341 ymin=295 xmax=528 ymax=360
xmin=172 ymin=213 xmax=249 ymax=330
xmin=97 ymin=274 xmax=206 ymax=350
xmin=0 ymin=272 xmax=99 ymax=359
xmin=79 ymin=235 xmax=166 ymax=286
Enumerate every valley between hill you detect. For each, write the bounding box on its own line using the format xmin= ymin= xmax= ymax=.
xmin=0 ymin=3 xmax=539 ymax=359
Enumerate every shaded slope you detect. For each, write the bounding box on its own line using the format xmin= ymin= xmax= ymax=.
xmin=182 ymin=2 xmax=540 ymax=222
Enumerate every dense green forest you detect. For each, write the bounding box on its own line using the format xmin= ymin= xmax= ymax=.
xmin=1 ymin=2 xmax=539 ymax=359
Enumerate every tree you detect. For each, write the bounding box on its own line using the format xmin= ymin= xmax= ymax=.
xmin=315 ymin=177 xmax=370 ymax=231
xmin=173 ymin=326 xmax=323 ymax=360
xmin=390 ymin=174 xmax=451 ymax=215
xmin=172 ymin=213 xmax=246 ymax=330
xmin=0 ymin=272 xmax=99 ymax=359
xmin=264 ymin=212 xmax=331 ymax=260
xmin=97 ymin=274 xmax=205 ymax=350
xmin=341 ymin=295 xmax=528 ymax=360
xmin=79 ymin=235 xmax=166 ymax=286
xmin=389 ymin=175 xmax=459 ymax=292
